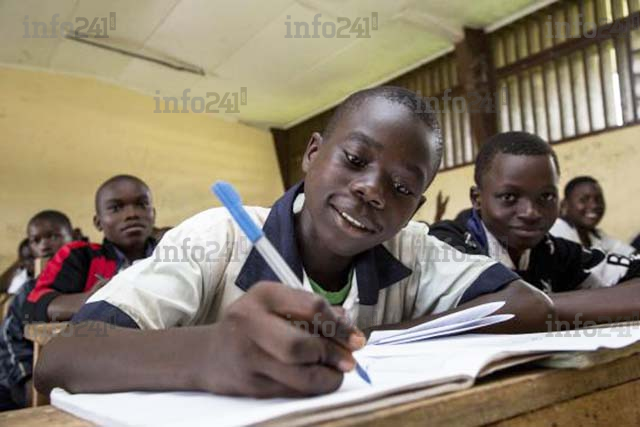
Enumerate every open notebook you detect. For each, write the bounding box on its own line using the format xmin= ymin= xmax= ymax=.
xmin=51 ymin=303 xmax=640 ymax=427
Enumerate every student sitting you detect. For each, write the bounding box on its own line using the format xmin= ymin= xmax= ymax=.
xmin=24 ymin=175 xmax=157 ymax=323
xmin=0 ymin=239 xmax=34 ymax=295
xmin=550 ymin=176 xmax=636 ymax=256
xmin=430 ymin=132 xmax=640 ymax=310
xmin=0 ymin=210 xmax=74 ymax=411
xmin=35 ymin=87 xmax=557 ymax=399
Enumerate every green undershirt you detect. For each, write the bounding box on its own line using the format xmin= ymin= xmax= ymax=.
xmin=308 ymin=270 xmax=353 ymax=305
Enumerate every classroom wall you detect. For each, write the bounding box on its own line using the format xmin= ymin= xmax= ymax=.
xmin=0 ymin=67 xmax=283 ymax=271
xmin=416 ymin=125 xmax=640 ymax=242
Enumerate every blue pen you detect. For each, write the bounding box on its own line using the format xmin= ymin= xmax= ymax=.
xmin=212 ymin=181 xmax=371 ymax=385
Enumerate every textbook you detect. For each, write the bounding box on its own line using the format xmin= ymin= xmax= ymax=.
xmin=51 ymin=305 xmax=640 ymax=427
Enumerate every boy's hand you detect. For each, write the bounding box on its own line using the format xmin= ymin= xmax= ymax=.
xmin=434 ymin=191 xmax=450 ymax=223
xmin=202 ymin=281 xmax=365 ymax=398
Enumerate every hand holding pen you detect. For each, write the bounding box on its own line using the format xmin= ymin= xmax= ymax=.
xmin=211 ymin=182 xmax=370 ymax=391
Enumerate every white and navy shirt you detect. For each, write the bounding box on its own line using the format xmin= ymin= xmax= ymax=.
xmin=73 ymin=183 xmax=519 ymax=331
xmin=550 ymin=218 xmax=637 ymax=257
xmin=430 ymin=210 xmax=640 ymax=294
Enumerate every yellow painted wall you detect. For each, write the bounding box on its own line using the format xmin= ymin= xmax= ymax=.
xmin=0 ymin=67 xmax=283 ymax=270
xmin=416 ymin=126 xmax=640 ymax=243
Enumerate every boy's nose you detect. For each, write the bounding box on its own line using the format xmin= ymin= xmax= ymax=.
xmin=351 ymin=177 xmax=385 ymax=209
xmin=518 ymin=200 xmax=542 ymax=221
xmin=37 ymin=241 xmax=54 ymax=256
xmin=122 ymin=204 xmax=140 ymax=218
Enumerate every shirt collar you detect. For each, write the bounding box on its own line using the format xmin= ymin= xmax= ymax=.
xmin=467 ymin=211 xmax=532 ymax=270
xmin=560 ymin=217 xmax=602 ymax=240
xmin=235 ymin=181 xmax=412 ymax=305
xmin=103 ymin=238 xmax=157 ymax=270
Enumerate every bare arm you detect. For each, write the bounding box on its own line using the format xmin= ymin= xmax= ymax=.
xmin=367 ymin=279 xmax=555 ymax=335
xmin=45 ymin=293 xmax=94 ymax=322
xmin=35 ymin=282 xmax=365 ymax=397
xmin=45 ymin=280 xmax=109 ymax=321
xmin=549 ymin=278 xmax=640 ymax=326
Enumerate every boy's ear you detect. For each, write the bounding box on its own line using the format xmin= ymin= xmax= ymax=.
xmin=93 ymin=214 xmax=102 ymax=232
xmin=301 ymin=132 xmax=324 ymax=173
xmin=470 ymin=186 xmax=481 ymax=210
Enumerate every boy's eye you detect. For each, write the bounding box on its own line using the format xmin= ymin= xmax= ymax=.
xmin=109 ymin=204 xmax=121 ymax=212
xmin=499 ymin=193 xmax=517 ymax=203
xmin=540 ymin=193 xmax=557 ymax=203
xmin=344 ymin=151 xmax=366 ymax=168
xmin=394 ymin=182 xmax=413 ymax=196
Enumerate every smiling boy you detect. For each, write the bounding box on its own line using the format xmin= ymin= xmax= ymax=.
xmin=550 ymin=176 xmax=636 ymax=256
xmin=430 ymin=132 xmax=640 ymax=325
xmin=35 ymin=87 xmax=552 ymax=399
xmin=24 ymin=175 xmax=156 ymax=322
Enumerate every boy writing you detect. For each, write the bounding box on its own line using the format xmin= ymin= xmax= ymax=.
xmin=0 ymin=210 xmax=74 ymax=410
xmin=35 ymin=87 xmax=553 ymax=399
xmin=430 ymin=132 xmax=640 ymax=323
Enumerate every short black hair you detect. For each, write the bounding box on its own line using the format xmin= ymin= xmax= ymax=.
xmin=474 ymin=131 xmax=561 ymax=187
xmin=323 ymin=86 xmax=443 ymax=175
xmin=564 ymin=176 xmax=599 ymax=199
xmin=95 ymin=174 xmax=150 ymax=213
xmin=27 ymin=210 xmax=73 ymax=233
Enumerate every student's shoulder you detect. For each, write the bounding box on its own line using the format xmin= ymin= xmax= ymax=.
xmin=427 ymin=220 xmax=479 ymax=252
xmin=51 ymin=241 xmax=102 ymax=261
xmin=161 ymin=206 xmax=271 ymax=240
xmin=386 ymin=220 xmax=472 ymax=256
xmin=544 ymin=234 xmax=605 ymax=268
xmin=428 ymin=220 xmax=468 ymax=238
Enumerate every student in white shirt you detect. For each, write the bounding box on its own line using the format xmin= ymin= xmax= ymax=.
xmin=35 ymin=87 xmax=553 ymax=399
xmin=550 ymin=176 xmax=636 ymax=256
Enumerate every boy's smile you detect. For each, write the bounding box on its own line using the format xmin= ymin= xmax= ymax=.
xmin=297 ymin=96 xmax=436 ymax=286
xmin=473 ymin=153 xmax=559 ymax=260
xmin=564 ymin=182 xmax=605 ymax=230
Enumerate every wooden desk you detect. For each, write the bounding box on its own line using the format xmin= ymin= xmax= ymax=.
xmin=3 ymin=350 xmax=640 ymax=427
xmin=23 ymin=322 xmax=68 ymax=407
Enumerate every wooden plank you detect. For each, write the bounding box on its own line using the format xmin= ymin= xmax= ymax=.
xmin=489 ymin=378 xmax=640 ymax=426
xmin=262 ymin=350 xmax=640 ymax=427
xmin=0 ymin=405 xmax=92 ymax=427
xmin=24 ymin=322 xmax=68 ymax=346
xmin=538 ymin=14 xmax=553 ymax=140
xmin=9 ymin=350 xmax=640 ymax=427
xmin=24 ymin=323 xmax=68 ymax=407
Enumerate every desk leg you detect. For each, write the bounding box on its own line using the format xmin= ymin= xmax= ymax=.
xmin=31 ymin=342 xmax=49 ymax=407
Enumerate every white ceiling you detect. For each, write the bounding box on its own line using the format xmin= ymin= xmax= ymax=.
xmin=0 ymin=0 xmax=554 ymax=129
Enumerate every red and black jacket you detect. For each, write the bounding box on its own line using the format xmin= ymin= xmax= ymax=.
xmin=24 ymin=239 xmax=154 ymax=322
